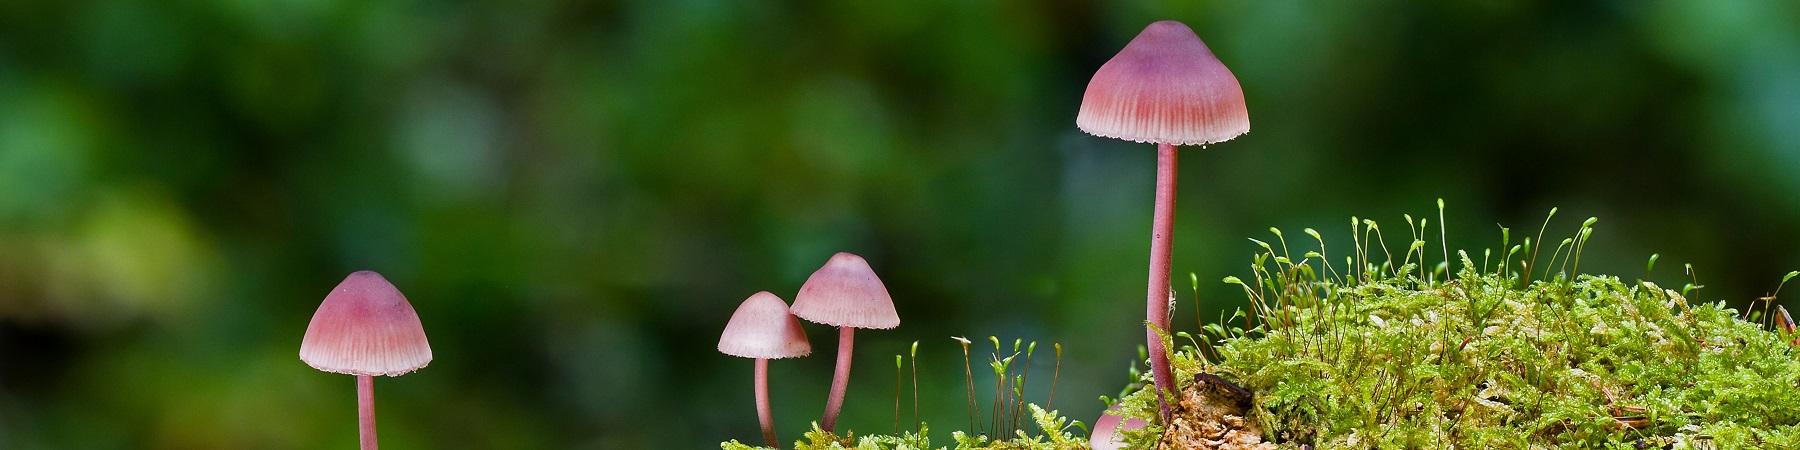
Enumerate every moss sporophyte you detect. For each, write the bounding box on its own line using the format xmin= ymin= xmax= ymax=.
xmin=725 ymin=205 xmax=1800 ymax=449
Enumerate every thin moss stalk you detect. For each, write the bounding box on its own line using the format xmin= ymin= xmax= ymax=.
xmin=910 ymin=341 xmax=920 ymax=433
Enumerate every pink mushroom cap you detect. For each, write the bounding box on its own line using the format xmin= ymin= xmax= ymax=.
xmin=718 ymin=291 xmax=813 ymax=359
xmin=1090 ymin=404 xmax=1151 ymax=450
xmin=299 ymin=271 xmax=433 ymax=376
xmin=1077 ymin=20 xmax=1250 ymax=146
xmin=790 ymin=252 xmax=900 ymax=329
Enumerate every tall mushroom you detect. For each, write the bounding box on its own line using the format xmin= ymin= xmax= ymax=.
xmin=1077 ymin=20 xmax=1250 ymax=418
xmin=718 ymin=291 xmax=813 ymax=447
xmin=789 ymin=252 xmax=900 ymax=432
xmin=300 ymin=271 xmax=432 ymax=450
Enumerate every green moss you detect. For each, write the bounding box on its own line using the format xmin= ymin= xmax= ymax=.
xmin=723 ymin=209 xmax=1799 ymax=449
xmin=721 ymin=405 xmax=1087 ymax=450
xmin=1107 ymin=210 xmax=1800 ymax=449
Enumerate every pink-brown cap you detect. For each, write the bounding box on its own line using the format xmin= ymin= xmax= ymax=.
xmin=790 ymin=252 xmax=900 ymax=329
xmin=1090 ymin=405 xmax=1150 ymax=450
xmin=1077 ymin=20 xmax=1250 ymax=146
xmin=299 ymin=271 xmax=433 ymax=376
xmin=717 ymin=291 xmax=812 ymax=359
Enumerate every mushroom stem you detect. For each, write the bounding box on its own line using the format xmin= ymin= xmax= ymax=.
xmin=358 ymin=374 xmax=378 ymax=450
xmin=755 ymin=358 xmax=778 ymax=447
xmin=821 ymin=327 xmax=854 ymax=432
xmin=1145 ymin=142 xmax=1179 ymax=420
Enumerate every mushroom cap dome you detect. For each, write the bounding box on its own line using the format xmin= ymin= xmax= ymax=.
xmin=299 ymin=271 xmax=433 ymax=376
xmin=790 ymin=252 xmax=900 ymax=329
xmin=718 ymin=291 xmax=813 ymax=359
xmin=1077 ymin=20 xmax=1249 ymax=146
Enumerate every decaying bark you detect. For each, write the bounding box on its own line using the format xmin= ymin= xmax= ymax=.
xmin=1158 ymin=373 xmax=1276 ymax=450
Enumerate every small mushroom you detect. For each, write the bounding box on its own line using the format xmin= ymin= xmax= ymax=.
xmin=1077 ymin=20 xmax=1250 ymax=418
xmin=1090 ymin=405 xmax=1149 ymax=450
xmin=1776 ymin=305 xmax=1798 ymax=347
xmin=718 ymin=291 xmax=813 ymax=447
xmin=789 ymin=252 xmax=900 ymax=432
xmin=299 ymin=271 xmax=432 ymax=450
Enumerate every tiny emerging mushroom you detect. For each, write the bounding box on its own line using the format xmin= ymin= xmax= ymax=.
xmin=1777 ymin=305 xmax=1800 ymax=347
xmin=718 ymin=291 xmax=813 ymax=447
xmin=789 ymin=252 xmax=900 ymax=432
xmin=1090 ymin=404 xmax=1150 ymax=450
xmin=1077 ymin=19 xmax=1250 ymax=419
xmin=299 ymin=271 xmax=432 ymax=450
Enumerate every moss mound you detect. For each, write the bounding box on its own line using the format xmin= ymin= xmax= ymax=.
xmin=1106 ymin=211 xmax=1800 ymax=449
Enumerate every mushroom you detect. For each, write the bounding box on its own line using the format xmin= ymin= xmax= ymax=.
xmin=1077 ymin=20 xmax=1249 ymax=417
xmin=299 ymin=271 xmax=432 ymax=450
xmin=789 ymin=252 xmax=900 ymax=432
xmin=1090 ymin=405 xmax=1150 ymax=450
xmin=718 ymin=291 xmax=813 ymax=447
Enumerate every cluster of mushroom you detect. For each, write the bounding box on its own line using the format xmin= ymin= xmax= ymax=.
xmin=293 ymin=254 xmax=900 ymax=450
xmin=714 ymin=17 xmax=1243 ymax=448
xmin=291 ymin=17 xmax=1243 ymax=450
xmin=717 ymin=252 xmax=900 ymax=448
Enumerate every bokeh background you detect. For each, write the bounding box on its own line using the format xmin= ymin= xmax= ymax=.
xmin=2 ymin=1 xmax=1798 ymax=448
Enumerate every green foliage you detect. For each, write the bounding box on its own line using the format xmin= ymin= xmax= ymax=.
xmin=1108 ymin=211 xmax=1800 ymax=449
xmin=722 ymin=407 xmax=1088 ymax=450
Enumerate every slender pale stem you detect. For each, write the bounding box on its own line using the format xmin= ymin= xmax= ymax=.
xmin=358 ymin=375 xmax=377 ymax=450
xmin=993 ymin=363 xmax=1008 ymax=433
xmin=821 ymin=327 xmax=854 ymax=432
xmin=1146 ymin=142 xmax=1179 ymax=420
xmin=960 ymin=347 xmax=977 ymax=434
xmin=894 ymin=356 xmax=901 ymax=433
xmin=1048 ymin=353 xmax=1060 ymax=410
xmin=910 ymin=353 xmax=919 ymax=432
xmin=755 ymin=359 xmax=778 ymax=447
xmin=1013 ymin=351 xmax=1031 ymax=432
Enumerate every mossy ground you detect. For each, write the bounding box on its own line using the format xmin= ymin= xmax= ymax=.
xmin=720 ymin=404 xmax=1088 ymax=450
xmin=726 ymin=208 xmax=1800 ymax=449
xmin=1106 ymin=210 xmax=1800 ymax=449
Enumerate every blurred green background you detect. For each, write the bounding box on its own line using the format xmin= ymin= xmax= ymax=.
xmin=2 ymin=1 xmax=1799 ymax=448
